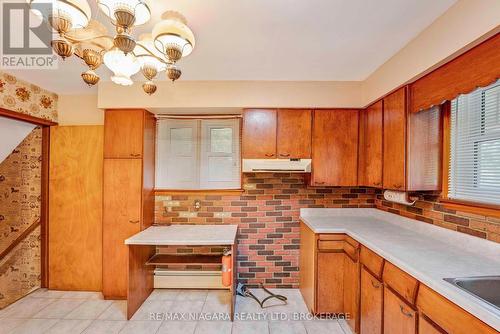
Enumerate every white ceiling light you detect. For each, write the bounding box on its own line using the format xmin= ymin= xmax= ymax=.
xmin=152 ymin=11 xmax=196 ymax=63
xmin=103 ymin=48 xmax=140 ymax=86
xmin=28 ymin=0 xmax=91 ymax=32
xmin=97 ymin=0 xmax=151 ymax=26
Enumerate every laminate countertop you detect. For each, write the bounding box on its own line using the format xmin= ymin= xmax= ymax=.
xmin=300 ymin=208 xmax=500 ymax=331
xmin=125 ymin=225 xmax=238 ymax=246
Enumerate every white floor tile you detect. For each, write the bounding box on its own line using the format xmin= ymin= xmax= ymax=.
xmin=175 ymin=290 xmax=208 ymax=302
xmin=166 ymin=300 xmax=204 ymax=317
xmin=0 ymin=298 xmax=56 ymax=319
xmin=61 ymin=291 xmax=103 ymax=300
xmin=156 ymin=321 xmax=197 ymax=334
xmin=119 ymin=320 xmax=162 ymax=334
xmin=97 ymin=301 xmax=127 ymax=321
xmin=302 ymin=320 xmax=345 ymax=334
xmin=9 ymin=319 xmax=59 ymax=334
xmin=82 ymin=320 xmax=127 ymax=334
xmin=130 ymin=300 xmax=173 ymax=321
xmin=201 ymin=291 xmax=231 ymax=316
xmin=44 ymin=319 xmax=93 ymax=334
xmin=148 ymin=289 xmax=180 ymax=301
xmin=28 ymin=289 xmax=66 ymax=299
xmin=337 ymin=319 xmax=353 ymax=334
xmin=232 ymin=320 xmax=269 ymax=334
xmin=64 ymin=300 xmax=113 ymax=320
xmin=32 ymin=299 xmax=84 ymax=319
xmin=0 ymin=318 xmax=24 ymax=334
xmin=268 ymin=321 xmax=307 ymax=334
xmin=194 ymin=320 xmax=232 ymax=334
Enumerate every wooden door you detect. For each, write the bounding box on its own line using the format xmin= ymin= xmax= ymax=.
xmin=343 ymin=253 xmax=360 ymax=333
xmin=49 ymin=126 xmax=103 ymax=291
xmin=384 ymin=288 xmax=417 ymax=334
xmin=104 ymin=109 xmax=144 ymax=158
xmin=383 ymin=88 xmax=407 ymax=190
xmin=103 ymin=159 xmax=142 ymax=299
xmin=316 ymin=252 xmax=344 ymax=313
xmin=312 ymin=109 xmax=359 ymax=186
xmin=418 ymin=316 xmax=445 ymax=334
xmin=360 ymin=267 xmax=383 ymax=334
xmin=359 ymin=101 xmax=383 ymax=187
xmin=242 ymin=109 xmax=277 ymax=158
xmin=277 ymin=109 xmax=312 ymax=158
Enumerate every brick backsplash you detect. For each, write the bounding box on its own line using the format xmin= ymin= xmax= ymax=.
xmin=154 ymin=173 xmax=377 ymax=288
xmin=375 ymin=193 xmax=500 ymax=243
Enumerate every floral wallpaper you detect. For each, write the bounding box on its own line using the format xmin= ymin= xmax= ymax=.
xmin=0 ymin=71 xmax=58 ymax=123
xmin=0 ymin=128 xmax=42 ymax=309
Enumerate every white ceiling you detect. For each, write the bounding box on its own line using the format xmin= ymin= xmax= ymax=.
xmin=7 ymin=0 xmax=457 ymax=94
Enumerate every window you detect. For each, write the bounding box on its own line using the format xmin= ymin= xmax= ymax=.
xmin=156 ymin=118 xmax=241 ymax=189
xmin=448 ymin=80 xmax=500 ymax=205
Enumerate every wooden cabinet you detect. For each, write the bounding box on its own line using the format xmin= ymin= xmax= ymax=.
xmin=359 ymin=101 xmax=383 ymax=188
xmin=382 ymin=262 xmax=419 ymax=305
xmin=277 ymin=109 xmax=312 ymax=158
xmin=343 ymin=246 xmax=360 ymax=333
xmin=312 ymin=109 xmax=359 ymax=186
xmin=102 ymin=109 xmax=155 ymax=299
xmin=242 ymin=109 xmax=312 ymax=159
xmin=360 ymin=267 xmax=383 ymax=334
xmin=384 ymin=288 xmax=417 ymax=334
xmin=317 ymin=252 xmax=344 ymax=313
xmin=242 ymin=109 xmax=277 ymax=158
xmin=103 ymin=159 xmax=142 ymax=298
xmin=418 ymin=316 xmax=445 ymax=334
xmin=383 ymin=87 xmax=407 ymax=191
xmin=104 ymin=109 xmax=146 ymax=158
xmin=382 ymin=87 xmax=442 ymax=191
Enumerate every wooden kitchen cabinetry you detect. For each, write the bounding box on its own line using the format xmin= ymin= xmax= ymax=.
xmin=358 ymin=100 xmax=383 ymax=188
xmin=242 ymin=108 xmax=312 ymax=159
xmin=384 ymin=288 xmax=417 ymax=334
xmin=102 ymin=109 xmax=155 ymax=299
xmin=312 ymin=109 xmax=359 ymax=186
xmin=360 ymin=245 xmax=385 ymax=334
xmin=382 ymin=87 xmax=442 ymax=191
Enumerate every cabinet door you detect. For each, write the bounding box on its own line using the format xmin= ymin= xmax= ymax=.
xmin=104 ymin=109 xmax=144 ymax=158
xmin=359 ymin=101 xmax=383 ymax=187
xmin=419 ymin=316 xmax=445 ymax=334
xmin=344 ymin=254 xmax=360 ymax=333
xmin=317 ymin=252 xmax=344 ymax=313
xmin=277 ymin=109 xmax=312 ymax=158
xmin=312 ymin=110 xmax=359 ymax=186
xmin=242 ymin=109 xmax=277 ymax=158
xmin=383 ymin=88 xmax=407 ymax=190
xmin=103 ymin=159 xmax=142 ymax=299
xmin=384 ymin=288 xmax=417 ymax=334
xmin=360 ymin=267 xmax=383 ymax=334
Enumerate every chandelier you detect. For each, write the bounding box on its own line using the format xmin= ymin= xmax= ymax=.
xmin=27 ymin=0 xmax=196 ymax=95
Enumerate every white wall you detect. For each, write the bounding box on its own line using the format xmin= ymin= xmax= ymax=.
xmin=0 ymin=117 xmax=36 ymax=163
xmin=58 ymin=94 xmax=104 ymax=125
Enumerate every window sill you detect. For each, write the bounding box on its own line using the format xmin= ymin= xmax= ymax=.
xmin=154 ymin=189 xmax=244 ymax=195
xmin=440 ymin=198 xmax=500 ymax=218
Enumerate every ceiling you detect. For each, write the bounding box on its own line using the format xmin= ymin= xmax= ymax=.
xmin=8 ymin=0 xmax=457 ymax=94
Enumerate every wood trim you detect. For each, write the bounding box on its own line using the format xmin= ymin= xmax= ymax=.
xmin=439 ymin=199 xmax=500 ymax=218
xmin=154 ymin=189 xmax=244 ymax=195
xmin=0 ymin=219 xmax=41 ymax=261
xmin=0 ymin=107 xmax=57 ymax=126
xmin=40 ymin=126 xmax=50 ymax=288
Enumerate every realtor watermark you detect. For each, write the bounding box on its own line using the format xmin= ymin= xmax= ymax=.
xmin=149 ymin=312 xmax=351 ymax=321
xmin=1 ymin=1 xmax=58 ymax=69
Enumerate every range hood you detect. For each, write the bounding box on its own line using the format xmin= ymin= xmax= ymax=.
xmin=242 ymin=159 xmax=312 ymax=173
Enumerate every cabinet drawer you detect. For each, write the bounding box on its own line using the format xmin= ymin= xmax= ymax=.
xmin=417 ymin=284 xmax=497 ymax=334
xmin=318 ymin=234 xmax=345 ymax=241
xmin=382 ymin=262 xmax=419 ymax=304
xmin=317 ymin=240 xmax=344 ymax=251
xmin=360 ymin=245 xmax=384 ymax=278
xmin=343 ymin=241 xmax=358 ymax=261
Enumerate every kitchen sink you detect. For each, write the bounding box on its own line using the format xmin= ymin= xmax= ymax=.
xmin=444 ymin=276 xmax=500 ymax=310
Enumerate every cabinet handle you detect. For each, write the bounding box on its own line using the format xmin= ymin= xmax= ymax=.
xmin=393 ymin=184 xmax=402 ymax=189
xmin=129 ymin=220 xmax=140 ymax=224
xmin=399 ymin=305 xmax=413 ymax=318
xmin=315 ymin=181 xmax=326 ymax=185
xmin=130 ymin=153 xmax=141 ymax=157
xmin=265 ymin=153 xmax=275 ymax=157
xmin=371 ymin=280 xmax=381 ymax=289
xmin=279 ymin=153 xmax=290 ymax=157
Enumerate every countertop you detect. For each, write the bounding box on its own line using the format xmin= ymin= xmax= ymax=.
xmin=125 ymin=225 xmax=238 ymax=246
xmin=300 ymin=208 xmax=500 ymax=331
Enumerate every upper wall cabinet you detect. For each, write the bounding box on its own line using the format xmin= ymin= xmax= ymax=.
xmin=358 ymin=101 xmax=383 ymax=188
xmin=382 ymin=87 xmax=442 ymax=191
xmin=104 ymin=109 xmax=147 ymax=158
xmin=242 ymin=109 xmax=312 ymax=159
xmin=312 ymin=109 xmax=359 ymax=186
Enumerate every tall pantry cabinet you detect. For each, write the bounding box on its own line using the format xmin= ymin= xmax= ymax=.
xmin=102 ymin=109 xmax=155 ymax=299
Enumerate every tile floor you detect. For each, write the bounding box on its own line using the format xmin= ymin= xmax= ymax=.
xmin=0 ymin=288 xmax=353 ymax=334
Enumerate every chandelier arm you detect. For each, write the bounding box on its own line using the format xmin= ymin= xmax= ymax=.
xmin=135 ymin=44 xmax=168 ymax=64
xmin=65 ymin=34 xmax=114 ymax=43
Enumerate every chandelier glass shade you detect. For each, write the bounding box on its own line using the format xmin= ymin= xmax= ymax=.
xmin=27 ymin=0 xmax=195 ymax=95
xmin=103 ymin=48 xmax=140 ymax=86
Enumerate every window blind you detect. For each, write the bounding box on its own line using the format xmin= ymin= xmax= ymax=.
xmin=448 ymin=80 xmax=500 ymax=205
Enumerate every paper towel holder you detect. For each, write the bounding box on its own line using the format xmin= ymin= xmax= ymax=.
xmin=383 ymin=190 xmax=417 ymax=206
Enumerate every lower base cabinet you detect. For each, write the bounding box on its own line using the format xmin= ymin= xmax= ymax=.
xmin=317 ymin=252 xmax=344 ymax=313
xmin=418 ymin=316 xmax=445 ymax=334
xmin=384 ymin=288 xmax=417 ymax=334
xmin=360 ymin=267 xmax=383 ymax=334
xmin=343 ymin=249 xmax=360 ymax=333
